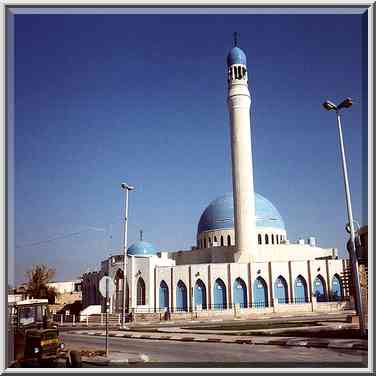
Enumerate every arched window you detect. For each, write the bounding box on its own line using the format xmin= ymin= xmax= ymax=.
xmin=258 ymin=234 xmax=262 ymax=245
xmin=176 ymin=280 xmax=188 ymax=312
xmin=274 ymin=276 xmax=288 ymax=304
xmin=276 ymin=235 xmax=279 ymax=244
xmin=313 ymin=275 xmax=327 ymax=302
xmin=280 ymin=235 xmax=283 ymax=242
xmin=137 ymin=277 xmax=146 ymax=306
xmin=208 ymin=237 xmax=211 ymax=246
xmin=214 ymin=236 xmax=217 ymax=244
xmin=234 ymin=66 xmax=238 ymax=79
xmin=204 ymin=238 xmax=207 ymax=248
xmin=237 ymin=66 xmax=242 ymax=79
xmin=227 ymin=235 xmax=231 ymax=246
xmin=194 ymin=279 xmax=207 ymax=309
xmin=159 ymin=280 xmax=169 ymax=309
xmin=331 ymin=274 xmax=343 ymax=301
xmin=213 ymin=278 xmax=227 ymax=309
xmin=294 ymin=275 xmax=308 ymax=303
xmin=233 ymin=278 xmax=248 ymax=308
xmin=114 ymin=269 xmax=124 ymax=313
xmin=271 ymin=234 xmax=274 ymax=244
xmin=265 ymin=234 xmax=269 ymax=244
xmin=253 ymin=277 xmax=268 ymax=308
xmin=220 ymin=236 xmax=224 ymax=246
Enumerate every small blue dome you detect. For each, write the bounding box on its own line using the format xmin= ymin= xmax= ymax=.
xmin=227 ymin=47 xmax=247 ymax=66
xmin=197 ymin=192 xmax=285 ymax=235
xmin=127 ymin=241 xmax=157 ymax=256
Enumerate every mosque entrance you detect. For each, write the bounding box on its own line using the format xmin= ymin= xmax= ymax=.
xmin=274 ymin=276 xmax=288 ymax=304
xmin=294 ymin=275 xmax=309 ymax=303
xmin=233 ymin=278 xmax=247 ymax=308
xmin=176 ymin=281 xmax=188 ymax=312
xmin=331 ymin=274 xmax=342 ymax=301
xmin=213 ymin=278 xmax=227 ymax=309
xmin=253 ymin=277 xmax=268 ymax=308
xmin=313 ymin=275 xmax=327 ymax=302
xmin=194 ymin=279 xmax=207 ymax=309
xmin=159 ymin=281 xmax=169 ymax=310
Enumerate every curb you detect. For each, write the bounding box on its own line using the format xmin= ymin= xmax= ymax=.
xmin=67 ymin=330 xmax=367 ymax=351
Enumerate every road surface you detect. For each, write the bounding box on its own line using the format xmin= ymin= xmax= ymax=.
xmin=61 ymin=332 xmax=367 ymax=368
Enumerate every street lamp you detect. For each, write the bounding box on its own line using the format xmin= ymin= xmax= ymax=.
xmin=322 ymin=97 xmax=366 ymax=337
xmin=121 ymin=182 xmax=134 ymax=328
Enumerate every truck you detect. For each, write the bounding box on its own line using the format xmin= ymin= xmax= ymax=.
xmin=9 ymin=298 xmax=81 ymax=367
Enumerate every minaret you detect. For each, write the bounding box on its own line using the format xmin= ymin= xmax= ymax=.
xmin=227 ymin=33 xmax=257 ymax=262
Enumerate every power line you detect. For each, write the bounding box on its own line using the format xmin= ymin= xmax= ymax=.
xmin=15 ymin=226 xmax=106 ymax=249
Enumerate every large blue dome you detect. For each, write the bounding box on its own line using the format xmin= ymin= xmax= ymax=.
xmin=197 ymin=192 xmax=285 ymax=235
xmin=227 ymin=47 xmax=247 ymax=66
xmin=127 ymin=241 xmax=157 ymax=256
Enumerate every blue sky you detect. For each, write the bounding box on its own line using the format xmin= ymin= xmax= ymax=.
xmin=10 ymin=11 xmax=367 ymax=285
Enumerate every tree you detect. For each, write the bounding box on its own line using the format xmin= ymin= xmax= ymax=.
xmin=25 ymin=264 xmax=57 ymax=304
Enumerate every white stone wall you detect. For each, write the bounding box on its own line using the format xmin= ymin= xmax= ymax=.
xmin=255 ymin=244 xmax=337 ymax=262
xmin=153 ymin=258 xmax=348 ymax=312
xmin=289 ymin=260 xmax=310 ymax=301
xmin=171 ymin=265 xmax=190 ymax=309
xmin=170 ymin=243 xmax=336 ymax=266
xmin=209 ymin=263 xmax=230 ymax=307
xmin=48 ymin=280 xmax=80 ymax=294
xmin=270 ymin=261 xmax=291 ymax=302
xmin=94 ymin=252 xmax=349 ymax=315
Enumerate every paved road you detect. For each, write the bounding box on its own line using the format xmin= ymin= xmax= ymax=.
xmin=61 ymin=332 xmax=367 ymax=368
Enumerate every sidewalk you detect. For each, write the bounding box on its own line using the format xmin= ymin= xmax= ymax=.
xmin=67 ymin=327 xmax=368 ymax=351
xmin=80 ymin=352 xmax=149 ymax=367
xmin=62 ymin=345 xmax=150 ymax=367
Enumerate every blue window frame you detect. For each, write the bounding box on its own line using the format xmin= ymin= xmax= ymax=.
xmin=194 ymin=279 xmax=207 ymax=309
xmin=294 ymin=275 xmax=308 ymax=303
xmin=233 ymin=278 xmax=247 ymax=308
xmin=159 ymin=280 xmax=169 ymax=309
xmin=176 ymin=280 xmax=188 ymax=311
xmin=213 ymin=278 xmax=227 ymax=309
xmin=274 ymin=276 xmax=288 ymax=304
xmin=253 ymin=277 xmax=268 ymax=308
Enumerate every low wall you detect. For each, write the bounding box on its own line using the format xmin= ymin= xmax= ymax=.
xmin=276 ymin=303 xmax=312 ymax=313
xmin=315 ymin=301 xmax=353 ymax=312
xmin=138 ymin=300 xmax=353 ymax=322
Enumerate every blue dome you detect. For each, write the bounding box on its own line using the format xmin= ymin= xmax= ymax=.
xmin=197 ymin=192 xmax=285 ymax=235
xmin=227 ymin=47 xmax=247 ymax=66
xmin=127 ymin=241 xmax=157 ymax=256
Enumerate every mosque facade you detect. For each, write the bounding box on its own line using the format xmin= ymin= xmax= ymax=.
xmin=81 ymin=40 xmax=352 ymax=317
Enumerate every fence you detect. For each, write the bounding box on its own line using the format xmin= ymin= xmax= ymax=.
xmin=50 ymin=296 xmax=354 ymax=326
xmin=52 ymin=313 xmax=123 ymax=326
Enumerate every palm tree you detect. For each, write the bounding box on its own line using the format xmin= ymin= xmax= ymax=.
xmin=25 ymin=264 xmax=57 ymax=304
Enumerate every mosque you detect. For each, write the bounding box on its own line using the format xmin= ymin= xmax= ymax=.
xmin=81 ymin=38 xmax=351 ymax=317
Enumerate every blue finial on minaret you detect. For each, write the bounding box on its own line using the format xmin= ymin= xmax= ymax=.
xmin=227 ymin=33 xmax=246 ymax=67
xmin=234 ymin=32 xmax=239 ymax=47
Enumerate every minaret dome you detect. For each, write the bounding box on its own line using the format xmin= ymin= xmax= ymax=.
xmin=227 ymin=47 xmax=247 ymax=67
xmin=227 ymin=42 xmax=248 ymax=83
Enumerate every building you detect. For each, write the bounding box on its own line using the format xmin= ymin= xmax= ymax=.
xmin=47 ymin=280 xmax=82 ymax=316
xmin=82 ymin=38 xmax=352 ymax=318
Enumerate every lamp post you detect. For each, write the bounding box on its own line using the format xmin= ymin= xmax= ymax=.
xmin=322 ymin=97 xmax=366 ymax=337
xmin=121 ymin=182 xmax=134 ymax=328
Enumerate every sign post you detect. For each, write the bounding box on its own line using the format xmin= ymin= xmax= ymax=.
xmin=99 ymin=276 xmax=115 ymax=358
